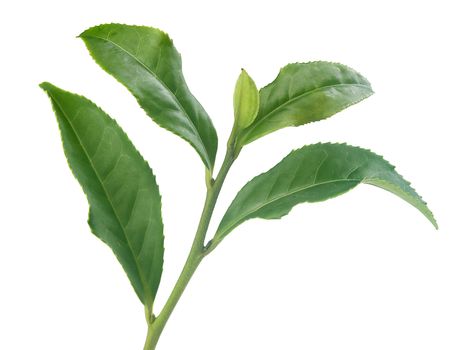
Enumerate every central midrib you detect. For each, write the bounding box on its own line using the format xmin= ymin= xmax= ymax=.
xmin=217 ymin=178 xmax=361 ymax=238
xmin=244 ymin=82 xmax=371 ymax=140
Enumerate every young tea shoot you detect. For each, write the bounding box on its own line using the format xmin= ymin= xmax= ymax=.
xmin=41 ymin=23 xmax=437 ymax=350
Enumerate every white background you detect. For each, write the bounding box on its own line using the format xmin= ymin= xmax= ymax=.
xmin=1 ymin=0 xmax=454 ymax=349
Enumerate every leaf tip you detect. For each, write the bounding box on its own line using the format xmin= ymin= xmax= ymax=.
xmin=77 ymin=23 xmax=103 ymax=39
xmin=39 ymin=81 xmax=52 ymax=91
xmin=78 ymin=27 xmax=95 ymax=40
xmin=77 ymin=28 xmax=91 ymax=40
xmin=429 ymin=215 xmax=439 ymax=230
xmin=39 ymin=82 xmax=61 ymax=98
xmin=39 ymin=82 xmax=65 ymax=98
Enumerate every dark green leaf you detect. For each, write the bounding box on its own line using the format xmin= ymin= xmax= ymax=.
xmin=40 ymin=82 xmax=164 ymax=307
xmin=214 ymin=143 xmax=437 ymax=242
xmin=239 ymin=62 xmax=374 ymax=145
xmin=79 ymin=23 xmax=218 ymax=170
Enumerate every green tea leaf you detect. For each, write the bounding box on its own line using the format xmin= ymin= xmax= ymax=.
xmin=40 ymin=82 xmax=164 ymax=307
xmin=233 ymin=69 xmax=259 ymax=130
xmin=239 ymin=62 xmax=374 ymax=145
xmin=214 ymin=143 xmax=437 ymax=242
xmin=79 ymin=23 xmax=218 ymax=170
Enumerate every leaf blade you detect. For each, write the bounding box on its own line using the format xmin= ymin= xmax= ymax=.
xmin=215 ymin=143 xmax=437 ymax=242
xmin=79 ymin=23 xmax=218 ymax=170
xmin=240 ymin=62 xmax=374 ymax=145
xmin=40 ymin=82 xmax=164 ymax=307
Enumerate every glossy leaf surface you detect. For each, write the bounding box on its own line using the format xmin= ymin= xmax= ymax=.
xmin=215 ymin=143 xmax=437 ymax=241
xmin=80 ymin=24 xmax=218 ymax=170
xmin=41 ymin=83 xmax=164 ymax=307
xmin=239 ymin=62 xmax=374 ymax=145
xmin=233 ymin=69 xmax=259 ymax=129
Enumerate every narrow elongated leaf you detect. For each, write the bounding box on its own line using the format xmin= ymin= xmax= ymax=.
xmin=40 ymin=82 xmax=164 ymax=307
xmin=215 ymin=143 xmax=437 ymax=242
xmin=239 ymin=62 xmax=374 ymax=145
xmin=79 ymin=23 xmax=218 ymax=170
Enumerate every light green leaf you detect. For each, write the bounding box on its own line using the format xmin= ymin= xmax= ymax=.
xmin=214 ymin=143 xmax=437 ymax=242
xmin=239 ymin=62 xmax=374 ymax=145
xmin=233 ymin=69 xmax=259 ymax=130
xmin=79 ymin=23 xmax=218 ymax=170
xmin=40 ymin=82 xmax=164 ymax=308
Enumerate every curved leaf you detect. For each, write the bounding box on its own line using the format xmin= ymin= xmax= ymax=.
xmin=40 ymin=82 xmax=164 ymax=307
xmin=79 ymin=23 xmax=218 ymax=170
xmin=214 ymin=143 xmax=437 ymax=242
xmin=239 ymin=62 xmax=374 ymax=145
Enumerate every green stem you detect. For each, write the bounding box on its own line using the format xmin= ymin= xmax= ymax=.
xmin=144 ymin=147 xmax=235 ymax=350
xmin=143 ymin=325 xmax=155 ymax=350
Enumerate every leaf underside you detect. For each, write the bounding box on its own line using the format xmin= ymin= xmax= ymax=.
xmin=240 ymin=62 xmax=374 ymax=145
xmin=41 ymin=82 xmax=164 ymax=307
xmin=79 ymin=23 xmax=218 ymax=170
xmin=215 ymin=143 xmax=437 ymax=241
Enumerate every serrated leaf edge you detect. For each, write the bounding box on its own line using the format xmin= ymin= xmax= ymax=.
xmin=241 ymin=61 xmax=374 ymax=144
xmin=79 ymin=23 xmax=216 ymax=170
xmin=215 ymin=142 xmax=437 ymax=240
xmin=40 ymin=82 xmax=165 ymax=305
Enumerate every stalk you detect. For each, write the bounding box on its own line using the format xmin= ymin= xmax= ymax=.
xmin=143 ymin=146 xmax=235 ymax=350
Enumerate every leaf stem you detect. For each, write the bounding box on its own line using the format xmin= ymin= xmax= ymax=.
xmin=144 ymin=146 xmax=235 ymax=350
